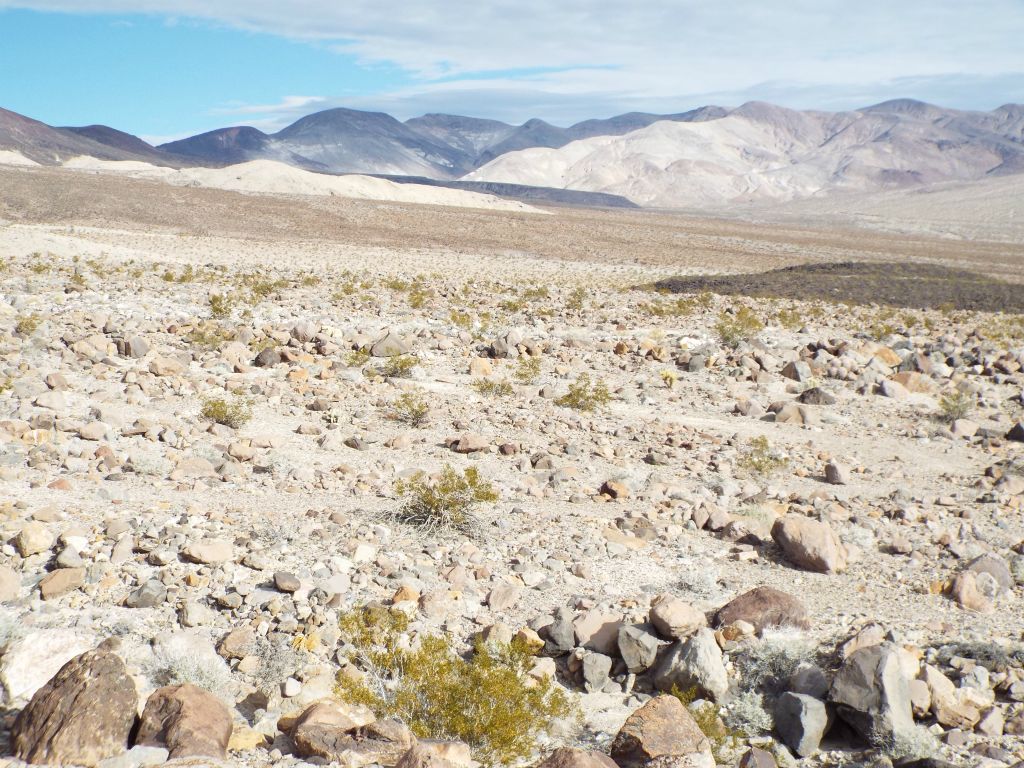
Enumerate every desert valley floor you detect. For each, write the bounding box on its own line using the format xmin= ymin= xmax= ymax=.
xmin=0 ymin=161 xmax=1023 ymax=768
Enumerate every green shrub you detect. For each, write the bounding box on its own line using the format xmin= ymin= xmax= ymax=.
xmin=14 ymin=314 xmax=41 ymax=336
xmin=737 ymin=435 xmax=788 ymax=477
xmin=938 ymin=389 xmax=974 ymax=423
xmin=208 ymin=293 xmax=234 ymax=318
xmin=513 ymin=356 xmax=542 ymax=385
xmin=336 ymin=605 xmax=576 ymax=766
xmin=345 ymin=348 xmax=371 ymax=367
xmin=715 ymin=306 xmax=764 ymax=347
xmin=472 ymin=378 xmax=514 ymax=397
xmin=556 ymin=373 xmax=611 ymax=411
xmin=380 ymin=355 xmax=417 ymax=379
xmin=200 ymin=395 xmax=253 ymax=429
xmin=394 ymin=465 xmax=497 ymax=534
xmin=669 ymin=686 xmax=740 ymax=761
xmin=389 ymin=391 xmax=430 ymax=427
xmin=566 ymin=287 xmax=587 ymax=312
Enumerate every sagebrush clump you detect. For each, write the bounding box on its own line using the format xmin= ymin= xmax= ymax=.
xmin=335 ymin=605 xmax=576 ymax=766
xmin=200 ymin=395 xmax=253 ymax=429
xmin=556 ymin=373 xmax=611 ymax=411
xmin=389 ymin=391 xmax=430 ymax=427
xmin=514 ymin=356 xmax=542 ymax=384
xmin=393 ymin=465 xmax=498 ymax=533
xmin=473 ymin=378 xmax=514 ymax=397
xmin=737 ymin=435 xmax=789 ymax=477
xmin=715 ymin=306 xmax=764 ymax=347
xmin=938 ymin=388 xmax=974 ymax=423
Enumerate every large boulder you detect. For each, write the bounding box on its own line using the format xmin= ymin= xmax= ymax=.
xmin=774 ymin=692 xmax=828 ymax=757
xmin=829 ymin=643 xmax=914 ymax=747
xmin=652 ymin=628 xmax=729 ymax=701
xmin=771 ymin=516 xmax=848 ymax=573
xmin=371 ymin=331 xmax=410 ymax=358
xmin=713 ymin=587 xmax=809 ymax=634
xmin=648 ymin=594 xmax=706 ymax=639
xmin=610 ymin=695 xmax=713 ymax=768
xmin=12 ymin=645 xmax=137 ymax=766
xmin=535 ymin=747 xmax=619 ymax=768
xmin=135 ymin=683 xmax=233 ymax=759
xmin=292 ymin=699 xmax=413 ymax=766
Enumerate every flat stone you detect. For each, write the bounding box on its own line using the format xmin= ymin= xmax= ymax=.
xmin=136 ymin=683 xmax=233 ymax=759
xmin=39 ymin=567 xmax=85 ymax=600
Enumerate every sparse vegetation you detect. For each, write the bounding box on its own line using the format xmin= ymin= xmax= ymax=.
xmin=737 ymin=435 xmax=789 ymax=477
xmin=346 ymin=348 xmax=371 ymax=367
xmin=938 ymin=388 xmax=974 ymax=423
xmin=513 ymin=356 xmax=542 ymax=385
xmin=393 ymin=465 xmax=498 ymax=534
xmin=473 ymin=378 xmax=514 ymax=397
xmin=200 ymin=395 xmax=253 ymax=429
xmin=389 ymin=391 xmax=431 ymax=427
xmin=556 ymin=373 xmax=611 ymax=411
xmin=14 ymin=314 xmax=41 ymax=336
xmin=715 ymin=306 xmax=764 ymax=347
xmin=380 ymin=355 xmax=417 ymax=379
xmin=335 ymin=605 xmax=575 ymax=766
xmin=208 ymin=292 xmax=234 ymax=318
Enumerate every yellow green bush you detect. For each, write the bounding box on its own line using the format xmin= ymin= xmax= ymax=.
xmin=389 ymin=391 xmax=430 ymax=427
xmin=200 ymin=395 xmax=253 ymax=429
xmin=556 ymin=373 xmax=611 ymax=411
xmin=394 ymin=465 xmax=497 ymax=534
xmin=336 ymin=605 xmax=576 ymax=766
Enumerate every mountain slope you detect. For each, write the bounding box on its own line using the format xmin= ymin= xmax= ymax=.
xmin=466 ymin=101 xmax=1024 ymax=208
xmin=160 ymin=126 xmax=273 ymax=166
xmin=0 ymin=108 xmax=169 ymax=165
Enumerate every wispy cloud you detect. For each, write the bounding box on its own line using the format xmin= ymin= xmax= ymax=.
xmin=5 ymin=0 xmax=1022 ymax=122
xmin=212 ymin=95 xmax=326 ymax=116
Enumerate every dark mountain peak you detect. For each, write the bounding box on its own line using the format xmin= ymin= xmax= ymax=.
xmin=520 ymin=117 xmax=559 ymax=130
xmin=159 ymin=126 xmax=269 ymax=163
xmin=275 ymin=107 xmax=406 ymax=139
xmin=861 ymin=98 xmax=944 ymax=118
xmin=62 ymin=125 xmax=160 ymax=157
xmin=407 ymin=113 xmax=513 ymax=130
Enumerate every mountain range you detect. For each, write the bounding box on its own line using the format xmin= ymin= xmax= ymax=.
xmin=1 ymin=99 xmax=1022 ymax=209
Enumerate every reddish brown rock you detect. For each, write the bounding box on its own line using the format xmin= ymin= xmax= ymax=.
xmin=771 ymin=516 xmax=848 ymax=573
xmin=536 ymin=747 xmax=619 ymax=768
xmin=12 ymin=646 xmax=137 ymax=766
xmin=609 ymin=695 xmax=713 ymax=768
xmin=135 ymin=683 xmax=233 ymax=759
xmin=713 ymin=586 xmax=810 ymax=634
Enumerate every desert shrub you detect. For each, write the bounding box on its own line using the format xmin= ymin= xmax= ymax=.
xmin=723 ymin=690 xmax=774 ymax=736
xmin=449 ymin=310 xmax=473 ymax=330
xmin=394 ymin=465 xmax=497 ymax=534
xmin=566 ymin=287 xmax=587 ymax=311
xmin=14 ymin=314 xmax=41 ymax=336
xmin=737 ymin=435 xmax=788 ymax=478
xmin=500 ymin=298 xmax=527 ymax=312
xmin=408 ymin=284 xmax=433 ymax=309
xmin=522 ymin=286 xmax=549 ymax=300
xmin=389 ymin=391 xmax=430 ymax=427
xmin=380 ymin=355 xmax=417 ymax=379
xmin=660 ymin=369 xmax=678 ymax=388
xmin=556 ymin=373 xmax=611 ymax=411
xmin=639 ymin=297 xmax=695 ymax=317
xmin=514 ymin=356 xmax=542 ymax=385
xmin=201 ymin=395 xmax=253 ymax=429
xmin=336 ymin=605 xmax=576 ymax=766
xmin=938 ymin=389 xmax=974 ymax=423
xmin=473 ymin=378 xmax=514 ymax=398
xmin=775 ymin=308 xmax=803 ymax=330
xmin=715 ymin=306 xmax=764 ymax=347
xmin=734 ymin=629 xmax=814 ymax=693
xmin=185 ymin=324 xmax=227 ymax=350
xmin=208 ymin=293 xmax=234 ymax=318
xmin=346 ymin=348 xmax=371 ymax=367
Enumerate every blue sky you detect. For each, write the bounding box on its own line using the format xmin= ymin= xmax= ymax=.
xmin=1 ymin=1 xmax=1023 ymax=143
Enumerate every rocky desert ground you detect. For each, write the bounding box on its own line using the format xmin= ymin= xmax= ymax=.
xmin=0 ymin=160 xmax=1023 ymax=768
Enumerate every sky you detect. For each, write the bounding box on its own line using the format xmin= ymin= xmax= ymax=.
xmin=1 ymin=1 xmax=1023 ymax=144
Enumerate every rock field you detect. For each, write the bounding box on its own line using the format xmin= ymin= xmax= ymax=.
xmin=0 ymin=168 xmax=1023 ymax=768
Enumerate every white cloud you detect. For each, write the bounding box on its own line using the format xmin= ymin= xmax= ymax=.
xmin=212 ymin=95 xmax=326 ymax=116
xmin=4 ymin=0 xmax=1023 ymax=123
